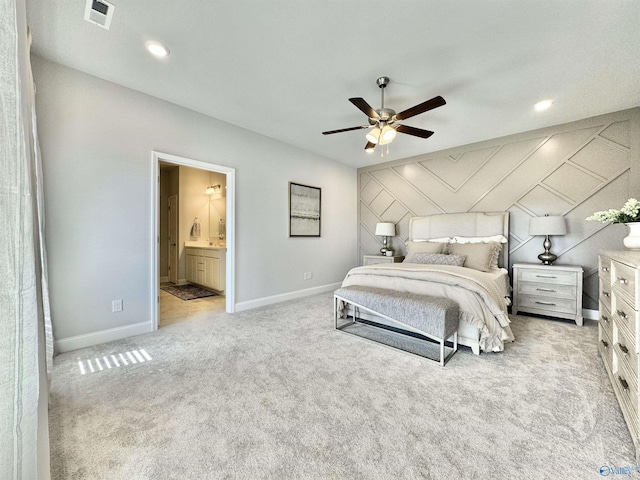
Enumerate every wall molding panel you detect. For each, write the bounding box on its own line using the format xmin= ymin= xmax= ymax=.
xmin=358 ymin=108 xmax=640 ymax=310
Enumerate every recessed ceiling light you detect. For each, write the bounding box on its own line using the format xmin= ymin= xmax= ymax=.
xmin=145 ymin=41 xmax=170 ymax=58
xmin=534 ymin=99 xmax=553 ymax=112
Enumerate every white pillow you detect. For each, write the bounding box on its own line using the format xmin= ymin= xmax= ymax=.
xmin=453 ymin=235 xmax=508 ymax=244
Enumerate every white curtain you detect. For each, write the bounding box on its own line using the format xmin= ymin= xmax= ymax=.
xmin=1 ymin=0 xmax=53 ymax=478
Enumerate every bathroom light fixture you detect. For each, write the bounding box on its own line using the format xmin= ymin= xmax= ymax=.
xmin=534 ymin=99 xmax=553 ymax=112
xmin=145 ymin=41 xmax=170 ymax=58
xmin=529 ymin=214 xmax=566 ymax=265
xmin=205 ymin=184 xmax=221 ymax=195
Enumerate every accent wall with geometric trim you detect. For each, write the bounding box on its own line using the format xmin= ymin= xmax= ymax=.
xmin=358 ymin=108 xmax=640 ymax=310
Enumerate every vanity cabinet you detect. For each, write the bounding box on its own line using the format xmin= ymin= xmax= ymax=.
xmin=185 ymin=247 xmax=226 ymax=293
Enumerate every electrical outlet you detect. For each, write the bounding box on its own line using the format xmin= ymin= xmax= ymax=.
xmin=303 ymin=272 xmax=313 ymax=280
xmin=112 ymin=299 xmax=123 ymax=312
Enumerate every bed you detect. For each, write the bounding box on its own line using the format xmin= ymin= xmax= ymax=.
xmin=341 ymin=212 xmax=514 ymax=354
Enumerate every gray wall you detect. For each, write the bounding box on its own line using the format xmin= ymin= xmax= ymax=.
xmin=32 ymin=56 xmax=358 ymax=343
xmin=358 ymin=108 xmax=640 ymax=310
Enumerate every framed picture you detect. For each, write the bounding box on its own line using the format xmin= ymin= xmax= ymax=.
xmin=289 ymin=182 xmax=321 ymax=237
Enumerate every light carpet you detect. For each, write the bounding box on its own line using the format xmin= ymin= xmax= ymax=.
xmin=49 ymin=292 xmax=637 ymax=479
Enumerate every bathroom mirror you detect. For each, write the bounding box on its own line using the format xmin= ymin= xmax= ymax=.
xmin=207 ymin=172 xmax=227 ymax=243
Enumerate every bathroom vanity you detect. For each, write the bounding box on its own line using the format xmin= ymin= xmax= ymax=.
xmin=184 ymin=243 xmax=226 ymax=293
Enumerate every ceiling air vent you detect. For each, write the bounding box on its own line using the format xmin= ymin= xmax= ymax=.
xmin=84 ymin=0 xmax=115 ymax=30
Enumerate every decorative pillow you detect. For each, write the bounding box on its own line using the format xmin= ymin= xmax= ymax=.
xmin=404 ymin=253 xmax=466 ymax=266
xmin=405 ymin=241 xmax=445 ymax=255
xmin=448 ymin=242 xmax=501 ymax=272
xmin=453 ymin=235 xmax=508 ymax=244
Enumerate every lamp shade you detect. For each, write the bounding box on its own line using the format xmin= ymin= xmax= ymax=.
xmin=375 ymin=222 xmax=396 ymax=236
xmin=529 ymin=215 xmax=567 ymax=236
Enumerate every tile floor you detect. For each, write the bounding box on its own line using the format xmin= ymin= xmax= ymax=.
xmin=159 ymin=284 xmax=226 ymax=327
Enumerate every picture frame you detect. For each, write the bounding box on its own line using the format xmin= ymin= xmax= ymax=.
xmin=289 ymin=182 xmax=321 ymax=237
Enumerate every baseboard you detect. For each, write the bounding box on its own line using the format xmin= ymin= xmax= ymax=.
xmin=54 ymin=320 xmax=154 ymax=353
xmin=176 ymin=279 xmax=189 ymax=286
xmin=159 ymin=276 xmax=169 ymax=283
xmin=235 ymin=282 xmax=342 ymax=312
xmin=583 ymin=308 xmax=599 ymax=321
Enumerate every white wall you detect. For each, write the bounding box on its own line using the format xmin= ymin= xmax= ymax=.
xmin=32 ymin=56 xmax=357 ymax=347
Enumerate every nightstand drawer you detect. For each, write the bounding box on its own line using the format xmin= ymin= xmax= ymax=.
xmin=612 ymin=260 xmax=638 ymax=307
xmin=518 ymin=281 xmax=576 ymax=300
xmin=517 ymin=294 xmax=577 ymax=315
xmin=362 ymin=255 xmax=405 ymax=266
xmin=518 ymin=268 xmax=578 ymax=286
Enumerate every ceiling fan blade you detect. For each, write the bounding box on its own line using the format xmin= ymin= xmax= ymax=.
xmin=322 ymin=125 xmax=371 ymax=135
xmin=349 ymin=97 xmax=380 ymax=119
xmin=395 ymin=124 xmax=435 ymax=139
xmin=395 ymin=96 xmax=446 ymax=121
xmin=364 ymin=142 xmax=376 ymax=151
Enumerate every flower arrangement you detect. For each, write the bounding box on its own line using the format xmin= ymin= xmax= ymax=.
xmin=586 ymin=198 xmax=640 ymax=224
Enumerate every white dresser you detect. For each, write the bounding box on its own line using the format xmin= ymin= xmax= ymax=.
xmin=512 ymin=263 xmax=583 ymax=326
xmin=598 ymin=250 xmax=640 ymax=462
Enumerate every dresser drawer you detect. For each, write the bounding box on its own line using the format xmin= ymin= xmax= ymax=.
xmin=517 ymin=294 xmax=577 ymax=315
xmin=518 ymin=281 xmax=576 ymax=300
xmin=599 ymin=256 xmax=612 ymax=280
xmin=518 ymin=268 xmax=578 ymax=286
xmin=614 ymin=369 xmax=639 ymax=441
xmin=599 ymin=327 xmax=614 ymax=375
xmin=600 ymin=277 xmax=612 ymax=312
xmin=616 ymin=322 xmax=638 ymax=389
xmin=612 ymin=291 xmax=639 ymax=351
xmin=612 ymin=260 xmax=638 ymax=307
xmin=600 ymin=303 xmax=613 ymax=340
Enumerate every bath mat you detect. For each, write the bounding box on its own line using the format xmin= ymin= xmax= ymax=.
xmin=160 ymin=284 xmax=217 ymax=301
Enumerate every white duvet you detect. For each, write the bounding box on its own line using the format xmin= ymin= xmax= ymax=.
xmin=340 ymin=263 xmax=515 ymax=352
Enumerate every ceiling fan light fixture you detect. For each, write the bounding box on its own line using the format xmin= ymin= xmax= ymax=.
xmin=380 ymin=125 xmax=396 ymax=143
xmin=365 ymin=127 xmax=381 ymax=144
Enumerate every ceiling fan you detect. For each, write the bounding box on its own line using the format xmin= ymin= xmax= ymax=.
xmin=322 ymin=76 xmax=446 ymax=151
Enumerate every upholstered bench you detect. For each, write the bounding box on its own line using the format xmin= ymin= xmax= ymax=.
xmin=334 ymin=285 xmax=459 ymax=366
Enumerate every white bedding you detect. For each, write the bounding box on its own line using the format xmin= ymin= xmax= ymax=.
xmin=340 ymin=263 xmax=514 ymax=352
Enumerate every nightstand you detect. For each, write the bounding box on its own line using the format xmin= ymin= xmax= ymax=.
xmin=512 ymin=263 xmax=584 ymax=326
xmin=362 ymin=255 xmax=405 ymax=266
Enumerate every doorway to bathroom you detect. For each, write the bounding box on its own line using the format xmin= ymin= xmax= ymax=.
xmin=151 ymin=151 xmax=235 ymax=331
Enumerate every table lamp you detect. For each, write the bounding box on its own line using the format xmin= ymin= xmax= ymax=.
xmin=529 ymin=214 xmax=566 ymax=265
xmin=375 ymin=222 xmax=396 ymax=255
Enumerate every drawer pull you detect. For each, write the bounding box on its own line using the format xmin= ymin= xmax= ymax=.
xmin=602 ymin=266 xmax=610 ymax=272
xmin=535 ymin=274 xmax=557 ymax=279
xmin=535 ymin=301 xmax=556 ymax=306
xmin=617 ymin=277 xmax=629 ymax=285
xmin=601 ymin=315 xmax=610 ymax=323
xmin=601 ymin=339 xmax=609 ymax=348
xmin=536 ymin=288 xmax=556 ymax=293
xmin=618 ymin=343 xmax=629 ymax=355
xmin=602 ymin=291 xmax=610 ymax=298
xmin=618 ymin=376 xmax=630 ymax=391
xmin=616 ymin=310 xmax=628 ymax=319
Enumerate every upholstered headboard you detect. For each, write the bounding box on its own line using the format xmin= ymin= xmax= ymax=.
xmin=408 ymin=212 xmax=510 ymax=268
